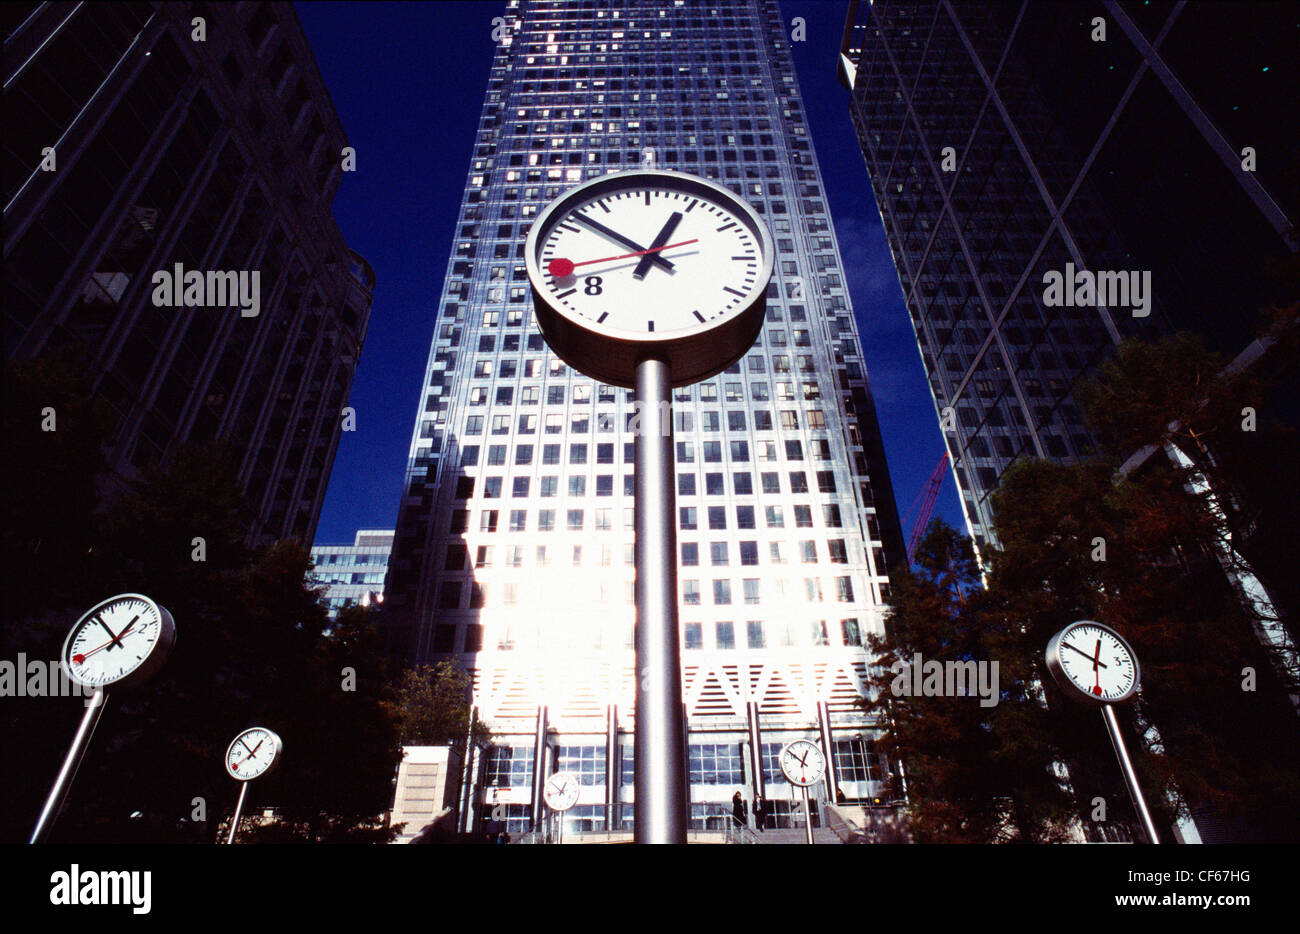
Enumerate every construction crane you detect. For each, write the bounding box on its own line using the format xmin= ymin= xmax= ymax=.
xmin=901 ymin=452 xmax=949 ymax=565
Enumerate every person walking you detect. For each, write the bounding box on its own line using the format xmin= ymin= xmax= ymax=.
xmin=752 ymin=792 xmax=766 ymax=832
xmin=731 ymin=790 xmax=747 ymax=829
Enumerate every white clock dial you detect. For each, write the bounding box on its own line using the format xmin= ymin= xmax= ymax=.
xmin=225 ymin=727 xmax=282 ymax=781
xmin=1046 ymin=621 xmax=1140 ymax=705
xmin=543 ymin=771 xmax=581 ymax=811
xmin=538 ymin=187 xmax=761 ymax=336
xmin=61 ymin=594 xmax=176 ymax=689
xmin=779 ymin=740 xmax=827 ymax=788
xmin=526 ymin=169 xmax=774 ymax=388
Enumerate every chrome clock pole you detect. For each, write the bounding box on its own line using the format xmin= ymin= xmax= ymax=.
xmin=30 ymin=687 xmax=107 ymax=844
xmin=227 ymin=781 xmax=249 ymax=844
xmin=1101 ymin=705 xmax=1160 ymax=844
xmin=633 ymin=357 xmax=687 ymax=844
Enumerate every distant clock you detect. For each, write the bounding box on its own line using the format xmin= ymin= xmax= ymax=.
xmin=525 ymin=169 xmax=774 ymax=387
xmin=225 ymin=727 xmax=283 ymax=782
xmin=779 ymin=740 xmax=827 ymax=788
xmin=1046 ymin=620 xmax=1140 ymax=705
xmin=542 ymin=771 xmax=581 ymax=812
xmin=60 ymin=593 xmax=176 ymax=689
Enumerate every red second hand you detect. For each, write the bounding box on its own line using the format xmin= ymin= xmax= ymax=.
xmin=1092 ymin=638 xmax=1103 ymax=696
xmin=548 ymin=238 xmax=699 ymax=277
xmin=72 ymin=623 xmax=136 ymax=665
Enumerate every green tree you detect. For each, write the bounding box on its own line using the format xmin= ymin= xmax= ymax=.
xmin=389 ymin=661 xmax=484 ymax=750
xmin=861 ymin=521 xmax=1074 ymax=842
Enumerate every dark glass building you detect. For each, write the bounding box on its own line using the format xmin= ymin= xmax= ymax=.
xmin=838 ymin=0 xmax=1296 ymax=551
xmin=385 ymin=0 xmax=907 ymax=838
xmin=3 ymin=2 xmax=373 ymax=545
xmin=839 ymin=0 xmax=1298 ymax=843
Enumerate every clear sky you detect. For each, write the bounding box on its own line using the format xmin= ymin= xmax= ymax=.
xmin=296 ymin=0 xmax=964 ymax=549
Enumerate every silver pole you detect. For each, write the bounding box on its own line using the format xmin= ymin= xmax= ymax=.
xmin=530 ymin=705 xmax=547 ymax=832
xmin=633 ymin=357 xmax=687 ymax=844
xmin=605 ymin=705 xmax=618 ymax=831
xmin=746 ymin=702 xmax=764 ymax=801
xmin=30 ymin=687 xmax=107 ymax=844
xmin=1101 ymin=705 xmax=1160 ymax=844
xmin=459 ymin=705 xmax=478 ymax=834
xmin=226 ymin=781 xmax=249 ymax=845
xmin=817 ymin=701 xmax=838 ymax=803
xmin=802 ymin=787 xmax=814 ymax=845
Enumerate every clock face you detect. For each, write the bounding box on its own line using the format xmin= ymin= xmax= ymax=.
xmin=542 ymin=771 xmax=581 ymax=812
xmin=1046 ymin=621 xmax=1140 ymax=705
xmin=61 ymin=594 xmax=176 ymax=689
xmin=779 ymin=740 xmax=827 ymax=788
xmin=526 ymin=169 xmax=774 ymax=387
xmin=225 ymin=727 xmax=282 ymax=781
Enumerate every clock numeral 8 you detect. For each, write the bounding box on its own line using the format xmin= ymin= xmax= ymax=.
xmin=583 ymin=275 xmax=603 ymax=296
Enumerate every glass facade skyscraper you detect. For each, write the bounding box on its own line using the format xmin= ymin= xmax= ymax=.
xmin=386 ymin=0 xmax=907 ymax=836
xmin=3 ymin=2 xmax=373 ymax=546
xmin=839 ymin=0 xmax=1296 ymax=551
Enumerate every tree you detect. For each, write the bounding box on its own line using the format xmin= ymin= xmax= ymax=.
xmin=863 ymin=327 xmax=1300 ymax=842
xmin=2 ymin=353 xmax=405 ymax=842
xmin=860 ymin=521 xmax=1074 ymax=842
xmin=389 ymin=661 xmax=484 ymax=750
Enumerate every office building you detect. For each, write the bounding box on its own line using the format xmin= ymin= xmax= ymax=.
xmin=839 ymin=0 xmax=1298 ymax=842
xmin=3 ymin=2 xmax=373 ymax=545
xmin=838 ymin=0 xmax=1296 ymax=552
xmin=311 ymin=529 xmax=395 ymax=617
xmin=385 ymin=0 xmax=908 ymax=837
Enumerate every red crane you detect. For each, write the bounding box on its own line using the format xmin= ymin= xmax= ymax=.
xmin=902 ymin=452 xmax=949 ymax=565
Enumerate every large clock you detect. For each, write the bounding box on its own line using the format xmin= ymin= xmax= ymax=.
xmin=525 ymin=169 xmax=775 ymax=387
xmin=1045 ymin=620 xmax=1140 ymax=705
xmin=60 ymin=593 xmax=176 ymax=689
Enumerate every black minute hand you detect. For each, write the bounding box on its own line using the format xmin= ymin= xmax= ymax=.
xmin=633 ymin=211 xmax=683 ymax=280
xmin=573 ymin=213 xmax=674 ymax=272
xmin=1062 ymin=641 xmax=1108 ymax=669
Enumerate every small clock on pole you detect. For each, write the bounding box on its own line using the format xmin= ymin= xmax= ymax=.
xmin=1046 ymin=621 xmax=1159 ymax=843
xmin=31 ymin=593 xmax=176 ymax=844
xmin=224 ymin=727 xmax=283 ymax=844
xmin=779 ymin=740 xmax=827 ymax=844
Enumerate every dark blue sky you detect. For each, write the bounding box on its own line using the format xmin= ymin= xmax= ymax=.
xmin=296 ymin=1 xmax=963 ymax=548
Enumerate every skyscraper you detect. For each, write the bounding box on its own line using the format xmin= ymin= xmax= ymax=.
xmin=838 ymin=0 xmax=1298 ymax=842
xmin=310 ymin=529 xmax=395 ymax=618
xmin=3 ymin=2 xmax=373 ymax=546
xmin=838 ymin=0 xmax=1296 ymax=552
xmin=386 ymin=0 xmax=907 ymax=836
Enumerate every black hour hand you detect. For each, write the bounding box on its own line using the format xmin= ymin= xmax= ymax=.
xmin=573 ymin=213 xmax=674 ymax=272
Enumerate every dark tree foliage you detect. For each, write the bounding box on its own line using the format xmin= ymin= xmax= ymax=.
xmin=862 ymin=521 xmax=1074 ymax=842
xmin=865 ymin=325 xmax=1299 ymax=842
xmin=0 ymin=355 xmax=407 ymax=843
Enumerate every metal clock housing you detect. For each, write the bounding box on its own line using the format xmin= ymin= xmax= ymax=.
xmin=225 ymin=727 xmax=283 ymax=782
xmin=525 ymin=169 xmax=775 ymax=388
xmin=60 ymin=593 xmax=176 ymax=690
xmin=542 ymin=771 xmax=581 ymax=811
xmin=1045 ymin=620 xmax=1141 ymax=706
xmin=779 ymin=740 xmax=827 ymax=788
